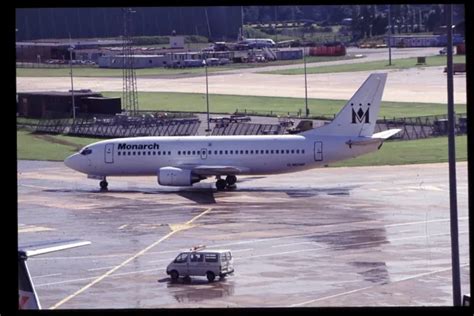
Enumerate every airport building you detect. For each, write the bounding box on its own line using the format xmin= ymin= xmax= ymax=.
xmin=385 ymin=34 xmax=464 ymax=47
xmin=98 ymin=55 xmax=168 ymax=68
xmin=17 ymin=91 xmax=121 ymax=118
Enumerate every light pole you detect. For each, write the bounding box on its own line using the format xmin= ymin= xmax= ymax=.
xmin=68 ymin=44 xmax=76 ymax=120
xmin=387 ymin=5 xmax=392 ymax=66
xmin=445 ymin=4 xmax=461 ymax=306
xmin=203 ymin=59 xmax=210 ymax=132
xmin=303 ymin=48 xmax=308 ymax=117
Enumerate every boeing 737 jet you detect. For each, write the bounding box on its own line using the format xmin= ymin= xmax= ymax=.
xmin=65 ymin=73 xmax=400 ymax=191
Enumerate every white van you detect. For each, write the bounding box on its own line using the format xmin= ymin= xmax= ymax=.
xmin=166 ymin=249 xmax=234 ymax=282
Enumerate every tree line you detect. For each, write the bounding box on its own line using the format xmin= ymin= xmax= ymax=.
xmin=15 ymin=5 xmax=463 ymax=42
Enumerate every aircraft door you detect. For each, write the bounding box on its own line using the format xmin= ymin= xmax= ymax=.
xmin=314 ymin=141 xmax=323 ymax=161
xmin=104 ymin=144 xmax=114 ymax=164
xmin=200 ymin=148 xmax=207 ymax=160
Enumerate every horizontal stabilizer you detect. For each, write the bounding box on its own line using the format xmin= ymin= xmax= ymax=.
xmin=372 ymin=129 xmax=401 ymax=140
xmin=346 ymin=129 xmax=401 ymax=147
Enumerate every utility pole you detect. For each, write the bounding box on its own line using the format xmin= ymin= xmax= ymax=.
xmin=303 ymin=50 xmax=308 ymax=117
xmin=205 ymin=8 xmax=212 ymax=40
xmin=445 ymin=3 xmax=461 ymax=307
xmin=203 ymin=59 xmax=210 ymax=132
xmin=68 ymin=35 xmax=76 ymax=120
xmin=388 ymin=5 xmax=392 ymax=66
xmin=241 ymin=6 xmax=244 ymax=40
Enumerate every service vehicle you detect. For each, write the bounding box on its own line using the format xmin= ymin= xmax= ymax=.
xmin=166 ymin=247 xmax=234 ymax=282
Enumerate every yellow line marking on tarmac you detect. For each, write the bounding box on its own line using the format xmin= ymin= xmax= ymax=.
xmin=49 ymin=207 xmax=212 ymax=310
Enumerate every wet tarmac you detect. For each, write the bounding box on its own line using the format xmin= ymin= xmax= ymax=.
xmin=17 ymin=160 xmax=470 ymax=308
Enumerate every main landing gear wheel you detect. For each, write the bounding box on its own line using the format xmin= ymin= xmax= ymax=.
xmin=99 ymin=179 xmax=108 ymax=191
xmin=225 ymin=175 xmax=237 ymax=186
xmin=216 ymin=175 xmax=238 ymax=191
xmin=216 ymin=179 xmax=227 ymax=191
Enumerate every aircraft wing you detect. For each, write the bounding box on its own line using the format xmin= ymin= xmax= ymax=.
xmin=19 ymin=239 xmax=91 ymax=310
xmin=179 ymin=165 xmax=250 ymax=176
xmin=19 ymin=239 xmax=91 ymax=259
xmin=346 ymin=129 xmax=401 ymax=147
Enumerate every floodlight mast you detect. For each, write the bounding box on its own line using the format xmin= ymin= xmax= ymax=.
xmin=68 ymin=41 xmax=75 ymax=120
xmin=203 ymin=59 xmax=210 ymax=133
xmin=445 ymin=3 xmax=461 ymax=307
xmin=387 ymin=5 xmax=392 ymax=66
xmin=303 ymin=50 xmax=309 ymax=117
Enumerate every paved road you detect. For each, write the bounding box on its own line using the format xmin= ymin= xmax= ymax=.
xmin=16 ymin=46 xmax=466 ymax=104
xmin=216 ymin=47 xmax=441 ymax=74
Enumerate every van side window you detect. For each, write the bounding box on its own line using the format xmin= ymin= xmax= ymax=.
xmin=190 ymin=253 xmax=204 ymax=262
xmin=204 ymin=253 xmax=218 ymax=262
xmin=174 ymin=253 xmax=188 ymax=263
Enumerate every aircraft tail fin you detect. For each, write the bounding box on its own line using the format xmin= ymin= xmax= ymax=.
xmin=303 ymin=73 xmax=387 ymax=137
xmin=18 ymin=239 xmax=90 ymax=310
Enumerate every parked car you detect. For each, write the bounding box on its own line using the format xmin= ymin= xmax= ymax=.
xmin=183 ymin=59 xmax=204 ymax=67
xmin=230 ymin=114 xmax=251 ymax=122
xmin=205 ymin=58 xmax=220 ymax=66
xmin=166 ymin=247 xmax=234 ymax=282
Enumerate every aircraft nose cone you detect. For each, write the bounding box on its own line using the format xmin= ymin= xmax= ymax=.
xmin=64 ymin=153 xmax=86 ymax=173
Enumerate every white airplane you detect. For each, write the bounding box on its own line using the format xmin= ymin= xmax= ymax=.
xmin=64 ymin=73 xmax=400 ymax=191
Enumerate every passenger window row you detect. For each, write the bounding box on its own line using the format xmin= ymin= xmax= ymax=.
xmin=118 ymin=151 xmax=171 ymax=156
xmin=117 ymin=149 xmax=306 ymax=157
xmin=177 ymin=149 xmax=306 ymax=156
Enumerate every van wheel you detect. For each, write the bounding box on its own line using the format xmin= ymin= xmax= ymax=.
xmin=170 ymin=270 xmax=179 ymax=280
xmin=206 ymin=271 xmax=215 ymax=282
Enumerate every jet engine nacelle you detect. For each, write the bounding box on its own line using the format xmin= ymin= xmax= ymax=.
xmin=158 ymin=167 xmax=200 ymax=186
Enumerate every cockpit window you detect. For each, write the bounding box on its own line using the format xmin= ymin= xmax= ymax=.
xmin=80 ymin=148 xmax=92 ymax=155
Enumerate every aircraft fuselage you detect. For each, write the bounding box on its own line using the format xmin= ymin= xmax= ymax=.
xmin=65 ymin=134 xmax=378 ymax=177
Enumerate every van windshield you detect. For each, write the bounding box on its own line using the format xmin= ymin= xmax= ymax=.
xmin=174 ymin=253 xmax=188 ymax=263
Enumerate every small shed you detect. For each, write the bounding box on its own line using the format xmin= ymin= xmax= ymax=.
xmin=81 ymin=97 xmax=122 ymax=115
xmin=17 ymin=91 xmax=121 ymax=118
xmin=276 ymin=49 xmax=303 ymax=60
xmin=98 ymin=55 xmax=167 ymax=68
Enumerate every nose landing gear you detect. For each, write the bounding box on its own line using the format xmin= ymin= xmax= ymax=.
xmin=99 ymin=178 xmax=108 ymax=191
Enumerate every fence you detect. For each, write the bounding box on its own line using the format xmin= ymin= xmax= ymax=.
xmin=27 ymin=113 xmax=200 ymax=138
xmin=375 ymin=114 xmax=467 ymax=140
xmin=16 ymin=62 xmax=96 ymax=69
xmin=18 ymin=111 xmax=467 ymax=140
xmin=211 ymin=122 xmax=283 ymax=136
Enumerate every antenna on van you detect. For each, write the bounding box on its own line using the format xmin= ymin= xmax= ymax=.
xmin=190 ymin=244 xmax=206 ymax=251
